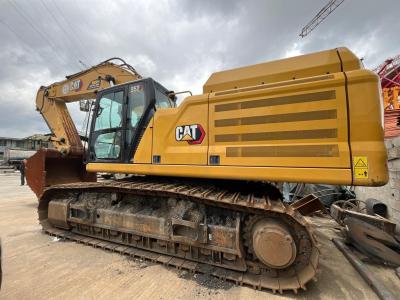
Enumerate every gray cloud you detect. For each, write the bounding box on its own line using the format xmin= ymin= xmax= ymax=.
xmin=0 ymin=0 xmax=399 ymax=137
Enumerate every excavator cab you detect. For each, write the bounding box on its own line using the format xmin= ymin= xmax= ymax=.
xmin=88 ymin=78 xmax=173 ymax=163
xmin=26 ymin=77 xmax=173 ymax=197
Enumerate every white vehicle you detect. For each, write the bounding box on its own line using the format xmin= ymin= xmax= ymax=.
xmin=3 ymin=148 xmax=35 ymax=166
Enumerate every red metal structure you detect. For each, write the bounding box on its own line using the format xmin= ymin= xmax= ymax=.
xmin=374 ymin=55 xmax=400 ymax=138
xmin=374 ymin=55 xmax=400 ymax=90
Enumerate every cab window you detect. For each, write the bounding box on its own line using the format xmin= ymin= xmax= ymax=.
xmin=155 ymin=84 xmax=173 ymax=109
xmin=94 ymin=91 xmax=123 ymax=130
xmin=128 ymin=83 xmax=146 ymax=128
xmin=93 ymin=90 xmax=124 ymax=159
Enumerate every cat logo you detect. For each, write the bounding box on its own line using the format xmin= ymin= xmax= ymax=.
xmin=175 ymin=124 xmax=205 ymax=145
xmin=87 ymin=79 xmax=101 ymax=90
xmin=62 ymin=79 xmax=83 ymax=94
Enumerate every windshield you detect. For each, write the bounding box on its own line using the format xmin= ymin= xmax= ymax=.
xmin=94 ymin=91 xmax=123 ymax=130
xmin=93 ymin=90 xmax=124 ymax=159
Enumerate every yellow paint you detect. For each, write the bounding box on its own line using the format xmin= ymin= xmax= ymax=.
xmin=203 ymin=47 xmax=360 ymax=93
xmin=88 ymin=49 xmax=388 ymax=187
xmin=36 ymin=47 xmax=387 ymax=187
xmin=133 ymin=118 xmax=153 ymax=163
xmin=208 ymin=74 xmax=350 ymax=169
xmin=347 ymin=69 xmax=388 ymax=185
xmin=87 ymin=162 xmax=352 ymax=185
xmin=151 ymin=94 xmax=209 ymax=165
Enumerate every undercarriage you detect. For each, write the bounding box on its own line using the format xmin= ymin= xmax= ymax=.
xmin=38 ymin=177 xmax=319 ymax=294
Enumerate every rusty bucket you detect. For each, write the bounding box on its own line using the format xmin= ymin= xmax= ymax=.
xmin=25 ymin=148 xmax=96 ymax=198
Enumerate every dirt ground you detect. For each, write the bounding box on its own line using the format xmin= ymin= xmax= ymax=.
xmin=0 ymin=172 xmax=399 ymax=299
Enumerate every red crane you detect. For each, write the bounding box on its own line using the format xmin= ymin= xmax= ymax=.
xmin=374 ymin=55 xmax=400 ymax=90
xmin=374 ymin=55 xmax=400 ymax=138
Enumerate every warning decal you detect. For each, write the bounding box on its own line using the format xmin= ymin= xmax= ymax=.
xmin=353 ymin=156 xmax=368 ymax=179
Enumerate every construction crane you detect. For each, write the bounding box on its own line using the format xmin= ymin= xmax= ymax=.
xmin=300 ymin=0 xmax=345 ymax=38
xmin=374 ymin=55 xmax=400 ymax=111
xmin=374 ymin=55 xmax=400 ymax=91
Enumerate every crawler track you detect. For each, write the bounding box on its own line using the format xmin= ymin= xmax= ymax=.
xmin=38 ymin=177 xmax=319 ymax=294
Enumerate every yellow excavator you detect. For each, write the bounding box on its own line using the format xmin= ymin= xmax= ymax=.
xmin=26 ymin=49 xmax=388 ymax=293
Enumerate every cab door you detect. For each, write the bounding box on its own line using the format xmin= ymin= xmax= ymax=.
xmin=89 ymin=79 xmax=155 ymax=163
xmin=89 ymin=86 xmax=128 ymax=162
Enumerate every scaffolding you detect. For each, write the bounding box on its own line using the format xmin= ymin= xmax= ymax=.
xmin=374 ymin=55 xmax=400 ymax=137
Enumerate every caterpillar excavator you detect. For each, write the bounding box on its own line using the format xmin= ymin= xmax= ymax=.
xmin=25 ymin=49 xmax=388 ymax=293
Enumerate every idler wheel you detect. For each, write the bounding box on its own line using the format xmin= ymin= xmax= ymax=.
xmin=252 ymin=219 xmax=297 ymax=269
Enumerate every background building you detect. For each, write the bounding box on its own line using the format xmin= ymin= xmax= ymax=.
xmin=0 ymin=134 xmax=52 ymax=160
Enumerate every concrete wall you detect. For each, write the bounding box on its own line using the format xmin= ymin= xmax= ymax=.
xmin=355 ymin=137 xmax=400 ymax=224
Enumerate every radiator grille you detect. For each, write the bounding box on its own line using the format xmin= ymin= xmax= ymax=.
xmin=212 ymin=89 xmax=343 ymax=160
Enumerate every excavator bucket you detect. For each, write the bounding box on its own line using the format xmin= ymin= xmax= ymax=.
xmin=25 ymin=148 xmax=97 ymax=198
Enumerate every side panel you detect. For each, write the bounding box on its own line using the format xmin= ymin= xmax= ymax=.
xmin=151 ymin=94 xmax=209 ymax=165
xmin=133 ymin=118 xmax=154 ymax=163
xmin=203 ymin=48 xmax=361 ymax=93
xmin=87 ymin=163 xmax=352 ymax=185
xmin=88 ymin=73 xmax=355 ymax=185
xmin=208 ymin=74 xmax=350 ymax=169
xmin=87 ymin=70 xmax=387 ymax=187
xmin=347 ymin=70 xmax=389 ymax=186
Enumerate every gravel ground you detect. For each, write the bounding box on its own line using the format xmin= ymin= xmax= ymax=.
xmin=0 ymin=173 xmax=398 ymax=299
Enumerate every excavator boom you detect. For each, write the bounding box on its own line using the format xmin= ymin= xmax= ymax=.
xmin=36 ymin=58 xmax=141 ymax=155
xmin=26 ymin=58 xmax=142 ymax=196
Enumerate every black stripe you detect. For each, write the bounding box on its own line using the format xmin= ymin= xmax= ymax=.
xmin=215 ymin=90 xmax=336 ymax=112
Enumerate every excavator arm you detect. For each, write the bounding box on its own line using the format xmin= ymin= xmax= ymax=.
xmin=27 ymin=58 xmax=142 ymax=196
xmin=37 ymin=58 xmax=141 ymax=155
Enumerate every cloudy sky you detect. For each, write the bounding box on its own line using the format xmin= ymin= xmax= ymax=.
xmin=0 ymin=0 xmax=399 ymax=138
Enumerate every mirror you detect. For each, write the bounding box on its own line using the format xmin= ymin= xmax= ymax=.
xmin=79 ymin=100 xmax=90 ymax=112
